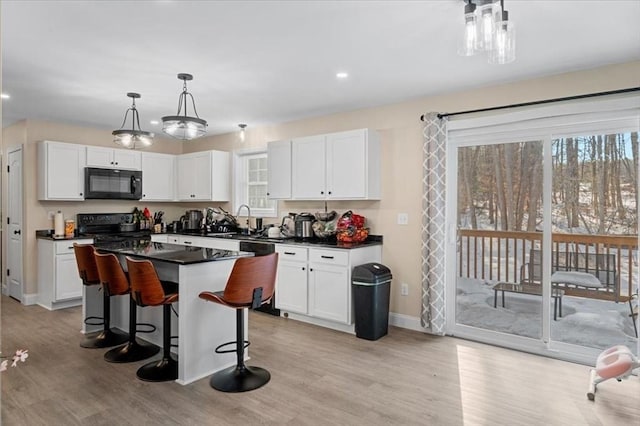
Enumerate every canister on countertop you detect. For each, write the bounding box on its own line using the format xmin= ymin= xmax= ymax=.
xmin=64 ymin=219 xmax=75 ymax=238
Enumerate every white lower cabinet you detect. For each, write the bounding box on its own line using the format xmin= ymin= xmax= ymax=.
xmin=275 ymin=245 xmax=309 ymax=314
xmin=275 ymin=244 xmax=382 ymax=326
xmin=308 ymin=249 xmax=350 ymax=323
xmin=37 ymin=238 xmax=93 ymax=310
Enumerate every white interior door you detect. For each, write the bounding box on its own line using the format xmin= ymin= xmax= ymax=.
xmin=7 ymin=148 xmax=23 ymax=301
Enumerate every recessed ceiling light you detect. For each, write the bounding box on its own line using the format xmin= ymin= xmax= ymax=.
xmin=336 ymin=72 xmax=349 ymax=79
xmin=1 ymin=93 xmax=10 ymax=99
xmin=150 ymin=120 xmax=159 ymax=125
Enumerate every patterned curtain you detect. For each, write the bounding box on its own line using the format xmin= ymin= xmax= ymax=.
xmin=421 ymin=113 xmax=447 ymax=335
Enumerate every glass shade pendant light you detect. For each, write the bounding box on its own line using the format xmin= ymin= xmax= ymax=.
xmin=238 ymin=123 xmax=247 ymax=142
xmin=458 ymin=0 xmax=478 ymax=56
xmin=477 ymin=0 xmax=497 ymax=51
xmin=489 ymin=1 xmax=516 ymax=64
xmin=112 ymin=92 xmax=154 ymax=149
xmin=162 ymin=73 xmax=208 ymax=140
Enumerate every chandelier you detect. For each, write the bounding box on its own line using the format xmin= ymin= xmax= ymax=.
xmin=162 ymin=73 xmax=208 ymax=140
xmin=112 ymin=92 xmax=154 ymax=149
xmin=458 ymin=0 xmax=515 ymax=64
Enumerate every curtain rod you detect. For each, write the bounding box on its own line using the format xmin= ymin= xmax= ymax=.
xmin=419 ymin=87 xmax=640 ymax=121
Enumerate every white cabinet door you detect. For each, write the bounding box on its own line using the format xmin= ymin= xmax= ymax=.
xmin=141 ymin=152 xmax=175 ymax=201
xmin=55 ymin=254 xmax=83 ymax=300
xmin=275 ymin=260 xmax=309 ymax=314
xmin=210 ymin=150 xmax=230 ymax=201
xmin=177 ymin=152 xmax=212 ymax=200
xmin=87 ymin=147 xmax=141 ymax=170
xmin=267 ymin=140 xmax=292 ymax=199
xmin=326 ymin=129 xmax=367 ymax=199
xmin=200 ymin=238 xmax=240 ymax=251
xmin=308 ymin=263 xmax=349 ymax=324
xmin=150 ymin=234 xmax=168 ymax=243
xmin=291 ymin=135 xmax=326 ymax=199
xmin=38 ymin=141 xmax=85 ymax=200
xmin=113 ymin=149 xmax=141 ymax=170
xmin=86 ymin=146 xmax=114 ymax=168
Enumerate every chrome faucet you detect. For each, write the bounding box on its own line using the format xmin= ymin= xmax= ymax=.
xmin=236 ymin=204 xmax=252 ymax=235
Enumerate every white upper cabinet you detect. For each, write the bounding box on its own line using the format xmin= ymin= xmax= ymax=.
xmin=267 ymin=139 xmax=292 ymax=199
xmin=177 ymin=150 xmax=230 ymax=201
xmin=141 ymin=152 xmax=175 ymax=201
xmin=291 ymin=135 xmax=327 ymax=199
xmin=37 ymin=141 xmax=86 ymax=201
xmin=326 ymin=129 xmax=380 ymax=200
xmin=86 ymin=146 xmax=141 ymax=170
xmin=290 ymin=129 xmax=380 ymax=200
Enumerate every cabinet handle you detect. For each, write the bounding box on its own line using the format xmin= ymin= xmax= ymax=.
xmin=321 ymin=255 xmax=334 ymax=259
xmin=184 ymin=241 xmax=192 ymax=245
xmin=284 ymin=252 xmax=296 ymax=255
xmin=110 ymin=161 xmax=114 ymax=165
xmin=80 ymin=193 xmax=83 ymax=196
xmin=328 ymin=191 xmax=332 ymax=195
xmin=115 ymin=162 xmax=118 ymax=165
xmin=143 ymin=194 xmax=146 ymax=198
xmin=302 ymin=267 xmax=305 ymax=271
xmin=68 ymin=246 xmax=74 ymax=250
xmin=310 ymin=268 xmax=313 ymax=272
xmin=320 ymin=191 xmax=324 ymax=195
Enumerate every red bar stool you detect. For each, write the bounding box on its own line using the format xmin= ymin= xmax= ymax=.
xmin=126 ymin=256 xmax=179 ymax=382
xmin=94 ymin=252 xmax=160 ymax=363
xmin=199 ymin=253 xmax=278 ymax=392
xmin=74 ymin=243 xmax=128 ymax=349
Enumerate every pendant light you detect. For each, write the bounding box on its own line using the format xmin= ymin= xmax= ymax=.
xmin=162 ymin=73 xmax=208 ymax=140
xmin=489 ymin=0 xmax=515 ymax=64
xmin=238 ymin=123 xmax=247 ymax=142
xmin=112 ymin=92 xmax=154 ymax=149
xmin=457 ymin=0 xmax=478 ymax=56
xmin=458 ymin=0 xmax=515 ymax=64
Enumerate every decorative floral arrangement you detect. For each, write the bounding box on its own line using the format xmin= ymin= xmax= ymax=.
xmin=0 ymin=349 xmax=29 ymax=372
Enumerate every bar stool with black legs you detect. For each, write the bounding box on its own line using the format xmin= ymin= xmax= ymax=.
xmin=126 ymin=256 xmax=179 ymax=382
xmin=74 ymin=243 xmax=128 ymax=349
xmin=198 ymin=252 xmax=278 ymax=392
xmin=94 ymin=252 xmax=160 ymax=363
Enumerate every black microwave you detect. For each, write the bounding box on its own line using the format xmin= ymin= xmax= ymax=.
xmin=84 ymin=167 xmax=142 ymax=200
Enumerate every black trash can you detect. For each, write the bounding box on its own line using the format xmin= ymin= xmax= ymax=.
xmin=352 ymin=263 xmax=392 ymax=340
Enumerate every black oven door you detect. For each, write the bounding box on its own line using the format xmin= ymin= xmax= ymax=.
xmin=84 ymin=168 xmax=142 ymax=200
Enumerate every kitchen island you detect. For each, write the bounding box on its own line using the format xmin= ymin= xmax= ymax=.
xmin=88 ymin=241 xmax=253 ymax=385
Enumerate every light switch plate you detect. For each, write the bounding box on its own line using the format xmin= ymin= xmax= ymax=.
xmin=397 ymin=213 xmax=409 ymax=225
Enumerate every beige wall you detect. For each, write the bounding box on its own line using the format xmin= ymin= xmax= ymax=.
xmin=3 ymin=60 xmax=640 ymax=318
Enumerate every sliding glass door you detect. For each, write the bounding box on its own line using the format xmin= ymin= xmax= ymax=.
xmin=454 ymin=140 xmax=546 ymax=341
xmin=445 ymin=97 xmax=639 ymax=361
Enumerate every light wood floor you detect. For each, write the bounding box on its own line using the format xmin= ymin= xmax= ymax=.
xmin=1 ymin=295 xmax=638 ymax=425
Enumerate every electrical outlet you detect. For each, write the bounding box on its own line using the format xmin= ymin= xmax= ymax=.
xmin=401 ymin=283 xmax=409 ymax=296
xmin=397 ymin=213 xmax=409 ymax=225
xmin=47 ymin=211 xmax=56 ymax=220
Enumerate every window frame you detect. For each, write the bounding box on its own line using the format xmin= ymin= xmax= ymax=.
xmin=233 ymin=148 xmax=278 ymax=218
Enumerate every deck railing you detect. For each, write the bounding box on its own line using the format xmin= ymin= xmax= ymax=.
xmin=458 ymin=229 xmax=637 ymax=300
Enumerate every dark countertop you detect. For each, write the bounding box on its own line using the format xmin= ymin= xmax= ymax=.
xmin=35 ymin=230 xmax=92 ymax=241
xmin=36 ymin=229 xmax=383 ymax=250
xmin=158 ymin=231 xmax=383 ymax=250
xmin=96 ymin=241 xmax=254 ymax=265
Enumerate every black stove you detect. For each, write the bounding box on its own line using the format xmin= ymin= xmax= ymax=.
xmin=77 ymin=213 xmax=151 ymax=244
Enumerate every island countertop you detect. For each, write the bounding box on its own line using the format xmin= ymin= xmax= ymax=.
xmin=96 ymin=241 xmax=254 ymax=265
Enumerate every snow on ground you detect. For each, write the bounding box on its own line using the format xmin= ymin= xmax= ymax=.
xmin=455 ymin=277 xmax=637 ymax=353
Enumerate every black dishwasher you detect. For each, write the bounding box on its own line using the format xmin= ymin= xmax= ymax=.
xmin=238 ymin=241 xmax=280 ymax=316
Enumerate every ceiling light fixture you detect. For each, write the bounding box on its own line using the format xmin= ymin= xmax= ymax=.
xmin=238 ymin=124 xmax=247 ymax=142
xmin=162 ymin=73 xmax=207 ymax=140
xmin=336 ymin=72 xmax=349 ymax=79
xmin=112 ymin=92 xmax=154 ymax=149
xmin=458 ymin=0 xmax=515 ymax=64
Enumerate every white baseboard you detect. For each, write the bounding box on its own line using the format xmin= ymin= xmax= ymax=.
xmin=22 ymin=293 xmax=39 ymax=306
xmin=389 ymin=312 xmax=428 ymax=332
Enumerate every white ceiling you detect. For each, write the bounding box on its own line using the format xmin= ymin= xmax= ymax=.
xmin=2 ymin=0 xmax=639 ymax=136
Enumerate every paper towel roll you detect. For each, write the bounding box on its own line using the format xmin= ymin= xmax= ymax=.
xmin=54 ymin=211 xmax=64 ymax=237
